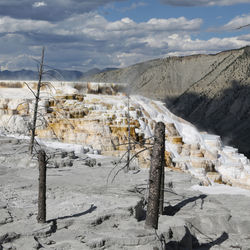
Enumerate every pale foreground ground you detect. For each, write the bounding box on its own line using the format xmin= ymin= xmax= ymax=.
xmin=0 ymin=137 xmax=250 ymax=250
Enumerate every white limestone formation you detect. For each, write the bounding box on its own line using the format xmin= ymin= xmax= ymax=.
xmin=0 ymin=80 xmax=250 ymax=189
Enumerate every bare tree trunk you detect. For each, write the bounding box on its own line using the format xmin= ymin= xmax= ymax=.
xmin=30 ymin=47 xmax=45 ymax=154
xmin=37 ymin=149 xmax=47 ymax=223
xmin=126 ymin=94 xmax=131 ymax=172
xmin=159 ymin=160 xmax=165 ymax=215
xmin=145 ymin=122 xmax=165 ymax=229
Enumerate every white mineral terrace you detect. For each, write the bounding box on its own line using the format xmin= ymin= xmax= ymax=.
xmin=0 ymin=81 xmax=250 ymax=189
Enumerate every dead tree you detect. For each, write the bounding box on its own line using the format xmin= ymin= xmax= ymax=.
xmin=37 ymin=149 xmax=47 ymax=223
xmin=126 ymin=94 xmax=131 ymax=172
xmin=30 ymin=47 xmax=45 ymax=154
xmin=159 ymin=160 xmax=165 ymax=215
xmin=145 ymin=122 xmax=165 ymax=229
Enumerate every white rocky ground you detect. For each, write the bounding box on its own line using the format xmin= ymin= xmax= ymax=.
xmin=1 ymin=136 xmax=250 ymax=250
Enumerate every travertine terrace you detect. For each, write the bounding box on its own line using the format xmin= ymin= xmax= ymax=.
xmin=0 ymin=80 xmax=250 ymax=189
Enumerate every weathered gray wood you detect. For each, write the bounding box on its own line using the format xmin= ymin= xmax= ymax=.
xmin=30 ymin=47 xmax=45 ymax=154
xmin=159 ymin=158 xmax=165 ymax=215
xmin=126 ymin=94 xmax=131 ymax=173
xmin=37 ymin=150 xmax=46 ymax=223
xmin=145 ymin=122 xmax=165 ymax=229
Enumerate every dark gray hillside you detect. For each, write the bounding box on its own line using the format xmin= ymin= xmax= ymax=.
xmin=171 ymin=46 xmax=250 ymax=157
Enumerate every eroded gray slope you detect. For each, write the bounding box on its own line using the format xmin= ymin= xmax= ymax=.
xmin=171 ymin=46 xmax=250 ymax=156
xmin=83 ymin=47 xmax=245 ymax=101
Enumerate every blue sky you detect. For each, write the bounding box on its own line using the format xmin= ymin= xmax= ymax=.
xmin=0 ymin=0 xmax=249 ymax=71
xmin=102 ymin=1 xmax=249 ymax=38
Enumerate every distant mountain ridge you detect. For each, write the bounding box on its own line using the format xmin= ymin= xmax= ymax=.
xmin=82 ymin=46 xmax=250 ymax=157
xmin=0 ymin=67 xmax=118 ymax=81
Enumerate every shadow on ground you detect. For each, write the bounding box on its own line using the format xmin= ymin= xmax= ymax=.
xmin=164 ymin=227 xmax=228 ymax=250
xmin=48 ymin=204 xmax=97 ymax=222
xmin=163 ymin=195 xmax=207 ymax=216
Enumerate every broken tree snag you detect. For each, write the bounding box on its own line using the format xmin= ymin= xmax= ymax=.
xmin=37 ymin=150 xmax=47 ymax=223
xmin=159 ymin=156 xmax=165 ymax=215
xmin=30 ymin=47 xmax=45 ymax=154
xmin=145 ymin=122 xmax=165 ymax=229
xmin=126 ymin=94 xmax=131 ymax=173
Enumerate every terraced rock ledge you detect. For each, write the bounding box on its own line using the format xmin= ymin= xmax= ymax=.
xmin=0 ymin=81 xmax=250 ymax=189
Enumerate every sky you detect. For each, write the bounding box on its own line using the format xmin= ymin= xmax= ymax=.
xmin=0 ymin=0 xmax=249 ymax=72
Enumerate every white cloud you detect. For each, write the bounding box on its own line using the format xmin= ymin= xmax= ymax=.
xmin=119 ymin=2 xmax=147 ymax=12
xmin=207 ymin=14 xmax=250 ymax=32
xmin=0 ymin=16 xmax=54 ymax=33
xmin=72 ymin=14 xmax=203 ymax=40
xmin=239 ymin=33 xmax=250 ymax=41
xmin=166 ymin=35 xmax=249 ymax=56
xmin=223 ymin=14 xmax=250 ymax=30
xmin=0 ymin=12 xmax=249 ymax=71
xmin=0 ymin=0 xmax=126 ymax=21
xmin=146 ymin=17 xmax=202 ymax=31
xmin=32 ymin=1 xmax=47 ymax=8
xmin=211 ymin=0 xmax=250 ymax=5
xmin=160 ymin=0 xmax=250 ymax=6
xmin=50 ymin=14 xmax=250 ymax=68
